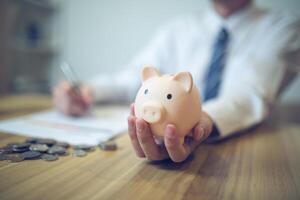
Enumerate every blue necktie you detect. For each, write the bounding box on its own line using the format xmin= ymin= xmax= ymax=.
xmin=203 ymin=27 xmax=230 ymax=102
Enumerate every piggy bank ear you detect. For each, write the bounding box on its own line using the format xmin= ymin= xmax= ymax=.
xmin=173 ymin=72 xmax=193 ymax=93
xmin=141 ymin=66 xmax=161 ymax=82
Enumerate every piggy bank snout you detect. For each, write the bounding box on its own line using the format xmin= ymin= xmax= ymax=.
xmin=141 ymin=103 xmax=165 ymax=124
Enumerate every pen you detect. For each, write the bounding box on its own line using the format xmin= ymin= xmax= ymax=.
xmin=59 ymin=62 xmax=93 ymax=115
xmin=59 ymin=62 xmax=82 ymax=97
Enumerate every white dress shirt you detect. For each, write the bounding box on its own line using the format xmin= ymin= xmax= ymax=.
xmin=88 ymin=3 xmax=300 ymax=138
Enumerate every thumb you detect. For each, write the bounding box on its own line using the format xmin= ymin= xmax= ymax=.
xmin=195 ymin=111 xmax=214 ymax=140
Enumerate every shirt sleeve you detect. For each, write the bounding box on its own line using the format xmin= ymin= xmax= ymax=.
xmin=86 ymin=23 xmax=178 ymax=104
xmin=203 ymin=16 xmax=300 ymax=138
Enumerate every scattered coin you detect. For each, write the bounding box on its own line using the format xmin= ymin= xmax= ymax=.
xmin=22 ymin=151 xmax=41 ymax=160
xmin=29 ymin=144 xmax=49 ymax=152
xmin=73 ymin=145 xmax=95 ymax=152
xmin=99 ymin=141 xmax=117 ymax=151
xmin=72 ymin=149 xmax=87 ymax=157
xmin=47 ymin=146 xmax=67 ymax=155
xmin=41 ymin=154 xmax=59 ymax=161
xmin=6 ymin=154 xmax=24 ymax=163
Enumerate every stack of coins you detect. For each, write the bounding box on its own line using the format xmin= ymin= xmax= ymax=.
xmin=0 ymin=138 xmax=67 ymax=162
xmin=0 ymin=137 xmax=118 ymax=163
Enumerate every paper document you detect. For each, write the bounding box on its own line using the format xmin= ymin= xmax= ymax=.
xmin=0 ymin=106 xmax=129 ymax=145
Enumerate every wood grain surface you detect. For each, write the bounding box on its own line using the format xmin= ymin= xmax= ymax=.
xmin=0 ymin=95 xmax=299 ymax=200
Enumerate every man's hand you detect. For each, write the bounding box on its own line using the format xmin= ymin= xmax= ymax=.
xmin=52 ymin=81 xmax=93 ymax=116
xmin=127 ymin=104 xmax=214 ymax=162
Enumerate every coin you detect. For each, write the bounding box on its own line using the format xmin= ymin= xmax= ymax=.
xmin=0 ymin=138 xmax=100 ymax=162
xmin=12 ymin=147 xmax=29 ymax=153
xmin=29 ymin=144 xmax=49 ymax=152
xmin=73 ymin=144 xmax=95 ymax=152
xmin=36 ymin=138 xmax=56 ymax=146
xmin=0 ymin=146 xmax=13 ymax=154
xmin=55 ymin=142 xmax=70 ymax=148
xmin=47 ymin=146 xmax=67 ymax=155
xmin=12 ymin=143 xmax=31 ymax=149
xmin=22 ymin=151 xmax=41 ymax=160
xmin=99 ymin=141 xmax=117 ymax=151
xmin=6 ymin=154 xmax=24 ymax=163
xmin=72 ymin=149 xmax=87 ymax=157
xmin=41 ymin=154 xmax=58 ymax=161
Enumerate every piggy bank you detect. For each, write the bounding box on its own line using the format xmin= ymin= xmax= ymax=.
xmin=134 ymin=66 xmax=202 ymax=144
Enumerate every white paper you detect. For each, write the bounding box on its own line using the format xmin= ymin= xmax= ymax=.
xmin=0 ymin=106 xmax=129 ymax=145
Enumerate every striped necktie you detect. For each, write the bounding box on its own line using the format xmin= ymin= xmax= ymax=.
xmin=203 ymin=27 xmax=230 ymax=102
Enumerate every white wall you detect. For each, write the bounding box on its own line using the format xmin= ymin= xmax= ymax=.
xmin=51 ymin=0 xmax=300 ymax=104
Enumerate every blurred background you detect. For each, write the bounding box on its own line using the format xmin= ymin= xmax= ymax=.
xmin=0 ymin=0 xmax=300 ymax=104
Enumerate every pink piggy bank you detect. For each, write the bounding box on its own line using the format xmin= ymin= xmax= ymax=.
xmin=134 ymin=66 xmax=202 ymax=144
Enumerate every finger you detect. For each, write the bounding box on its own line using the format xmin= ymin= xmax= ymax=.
xmin=66 ymin=88 xmax=89 ymax=115
xmin=68 ymin=88 xmax=87 ymax=107
xmin=198 ymin=111 xmax=214 ymax=137
xmin=61 ymin=81 xmax=72 ymax=91
xmin=71 ymin=95 xmax=87 ymax=109
xmin=127 ymin=116 xmax=145 ymax=157
xmin=59 ymin=81 xmax=85 ymax=107
xmin=192 ymin=124 xmax=206 ymax=142
xmin=193 ymin=122 xmax=212 ymax=143
xmin=130 ymin=103 xmax=135 ymax=116
xmin=164 ymin=124 xmax=190 ymax=163
xmin=69 ymin=104 xmax=85 ymax=116
xmin=183 ymin=123 xmax=207 ymax=151
xmin=81 ymin=86 xmax=93 ymax=105
xmin=59 ymin=96 xmax=84 ymax=116
xmin=136 ymin=119 xmax=167 ymax=160
xmin=53 ymin=87 xmax=72 ymax=114
xmin=52 ymin=82 xmax=82 ymax=116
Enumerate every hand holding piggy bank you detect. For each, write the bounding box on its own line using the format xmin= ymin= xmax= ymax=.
xmin=134 ymin=66 xmax=202 ymax=144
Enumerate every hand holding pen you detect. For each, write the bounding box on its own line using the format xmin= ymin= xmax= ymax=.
xmin=52 ymin=62 xmax=93 ymax=116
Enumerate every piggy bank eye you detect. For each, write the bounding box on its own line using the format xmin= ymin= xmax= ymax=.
xmin=144 ymin=89 xmax=149 ymax=95
xmin=167 ymin=93 xmax=172 ymax=100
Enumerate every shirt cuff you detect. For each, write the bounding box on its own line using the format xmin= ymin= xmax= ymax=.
xmin=202 ymin=93 xmax=267 ymax=139
xmin=204 ymin=123 xmax=221 ymax=143
xmin=202 ymin=99 xmax=234 ymax=138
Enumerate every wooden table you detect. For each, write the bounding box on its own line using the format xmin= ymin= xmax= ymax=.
xmin=0 ymin=95 xmax=299 ymax=200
